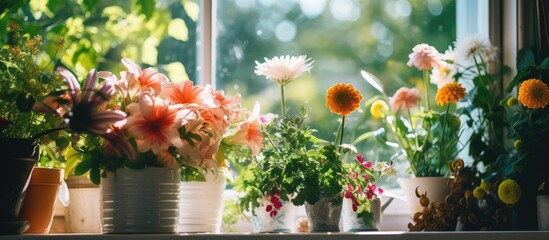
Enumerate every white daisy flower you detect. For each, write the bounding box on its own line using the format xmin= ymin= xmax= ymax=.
xmin=455 ymin=35 xmax=499 ymax=63
xmin=373 ymin=161 xmax=385 ymax=172
xmin=254 ymin=55 xmax=313 ymax=86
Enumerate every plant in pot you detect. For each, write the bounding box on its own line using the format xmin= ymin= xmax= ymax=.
xmin=361 ymin=43 xmax=467 ymax=215
xmin=341 ymin=154 xmax=396 ymax=232
xmin=0 ymin=22 xmax=65 ymax=234
xmin=288 ymin=82 xmax=364 ymax=233
xmin=234 ymin=55 xmax=314 ymax=233
xmin=34 ymin=57 xmax=242 ymax=233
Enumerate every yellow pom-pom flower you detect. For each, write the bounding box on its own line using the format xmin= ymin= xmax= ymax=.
xmin=514 ymin=139 xmax=523 ymax=150
xmin=473 ymin=186 xmax=486 ymax=199
xmin=518 ymin=78 xmax=549 ymax=109
xmin=498 ymin=179 xmax=521 ymax=205
xmin=325 ymin=83 xmax=363 ymax=116
xmin=370 ymin=100 xmax=388 ymax=119
xmin=435 ymin=82 xmax=466 ymax=106
xmin=480 ymin=180 xmax=491 ymax=192
xmin=506 ymin=97 xmax=518 ymax=107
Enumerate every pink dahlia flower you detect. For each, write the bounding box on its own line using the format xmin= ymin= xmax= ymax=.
xmin=390 ymin=87 xmax=420 ymax=112
xmin=407 ymin=43 xmax=441 ymax=70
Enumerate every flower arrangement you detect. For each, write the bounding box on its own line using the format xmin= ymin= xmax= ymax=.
xmin=362 ymin=42 xmax=467 ymax=177
xmin=34 ymin=58 xmax=249 ymax=183
xmin=236 ymin=55 xmax=365 ymax=220
xmin=236 ymin=55 xmax=318 ymax=216
xmin=344 ymin=154 xmax=396 ymax=225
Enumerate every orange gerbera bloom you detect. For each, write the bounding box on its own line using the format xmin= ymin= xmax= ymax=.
xmin=325 ymin=83 xmax=363 ymax=116
xmin=435 ymin=82 xmax=466 ymax=105
xmin=518 ymin=78 xmax=549 ymax=109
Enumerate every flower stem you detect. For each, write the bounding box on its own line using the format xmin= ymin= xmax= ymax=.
xmin=423 ymin=70 xmax=431 ymax=112
xmin=335 ymin=116 xmax=346 ymax=153
xmin=407 ymin=109 xmax=420 ymax=151
xmin=439 ymin=104 xmax=451 ymax=171
xmin=280 ymin=85 xmax=287 ymax=117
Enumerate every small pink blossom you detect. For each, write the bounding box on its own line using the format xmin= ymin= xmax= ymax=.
xmin=121 ymin=58 xmax=168 ymax=95
xmin=389 ymin=87 xmax=420 ymax=112
xmin=222 ymin=102 xmax=264 ymax=156
xmin=407 ymin=43 xmax=441 ymax=70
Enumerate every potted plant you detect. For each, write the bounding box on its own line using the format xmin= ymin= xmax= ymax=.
xmin=235 ymin=55 xmax=314 ymax=233
xmin=0 ymin=23 xmax=64 ymax=234
xmin=340 ymin=154 xmax=396 ymax=232
xmin=362 ymin=42 xmax=467 ymax=215
xmin=34 ymin=57 xmax=241 ymax=233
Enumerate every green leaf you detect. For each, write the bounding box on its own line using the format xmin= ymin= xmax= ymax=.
xmin=516 ymin=48 xmax=535 ymax=71
xmin=82 ymin=0 xmax=99 ymax=13
xmin=136 ymin=0 xmax=155 ymax=20
xmin=64 ymin=145 xmax=83 ymax=178
xmin=506 ymin=67 xmax=533 ymax=93
xmin=540 ymin=57 xmax=549 ymax=70
xmin=74 ymin=159 xmax=92 ymax=176
xmin=90 ymin=165 xmax=100 ymax=185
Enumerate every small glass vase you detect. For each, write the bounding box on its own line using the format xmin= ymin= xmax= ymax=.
xmin=305 ymin=196 xmax=342 ymax=233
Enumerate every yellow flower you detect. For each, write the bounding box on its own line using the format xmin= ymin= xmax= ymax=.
xmin=498 ymin=179 xmax=521 ymax=205
xmin=473 ymin=186 xmax=486 ymax=199
xmin=435 ymin=82 xmax=466 ymax=106
xmin=370 ymin=100 xmax=388 ymax=119
xmin=325 ymin=83 xmax=363 ymax=116
xmin=518 ymin=78 xmax=549 ymax=109
xmin=506 ymin=97 xmax=518 ymax=107
xmin=480 ymin=180 xmax=491 ymax=192
xmin=514 ymin=139 xmax=522 ymax=150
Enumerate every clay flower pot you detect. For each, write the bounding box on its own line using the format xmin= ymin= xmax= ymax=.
xmin=19 ymin=167 xmax=64 ymax=234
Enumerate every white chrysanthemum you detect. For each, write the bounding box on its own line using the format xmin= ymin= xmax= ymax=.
xmin=430 ymin=47 xmax=458 ymax=89
xmin=254 ymin=55 xmax=313 ymax=86
xmin=455 ymin=35 xmax=499 ymax=63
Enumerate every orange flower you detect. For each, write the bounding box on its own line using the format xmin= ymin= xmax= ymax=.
xmin=125 ymin=93 xmax=196 ymax=154
xmin=518 ymin=79 xmax=549 ymax=109
xmin=121 ymin=58 xmax=168 ymax=95
xmin=435 ymin=82 xmax=466 ymax=105
xmin=325 ymin=83 xmax=363 ymax=116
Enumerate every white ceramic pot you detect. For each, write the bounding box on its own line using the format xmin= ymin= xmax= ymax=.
xmin=100 ymin=167 xmax=180 ymax=233
xmin=64 ymin=176 xmax=101 ymax=233
xmin=397 ymin=177 xmax=450 ymax=215
xmin=340 ymin=197 xmax=381 ymax=232
xmin=177 ymin=171 xmax=226 ymax=233
xmin=251 ymin=201 xmax=297 ymax=233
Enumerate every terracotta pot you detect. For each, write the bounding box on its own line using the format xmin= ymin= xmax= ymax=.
xmin=397 ymin=177 xmax=450 ymax=215
xmin=19 ymin=168 xmax=64 ymax=234
xmin=64 ymin=176 xmax=101 ymax=233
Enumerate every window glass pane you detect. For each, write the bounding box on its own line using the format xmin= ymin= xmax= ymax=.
xmin=2 ymin=0 xmax=199 ymax=81
xmin=216 ymin=0 xmax=456 ymax=171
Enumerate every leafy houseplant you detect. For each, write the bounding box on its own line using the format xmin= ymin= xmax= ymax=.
xmin=0 ymin=23 xmax=65 ymax=229
xmin=235 ymin=55 xmax=315 ymax=230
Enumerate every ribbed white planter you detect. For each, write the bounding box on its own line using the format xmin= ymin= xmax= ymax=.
xmin=340 ymin=197 xmax=381 ymax=232
xmin=100 ymin=167 xmax=180 ymax=233
xmin=251 ymin=201 xmax=297 ymax=233
xmin=177 ymin=171 xmax=226 ymax=233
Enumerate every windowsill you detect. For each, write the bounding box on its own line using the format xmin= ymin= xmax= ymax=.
xmin=3 ymin=231 xmax=549 ymax=240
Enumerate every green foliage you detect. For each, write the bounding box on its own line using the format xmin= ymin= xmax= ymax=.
xmin=0 ymin=24 xmax=63 ymax=139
